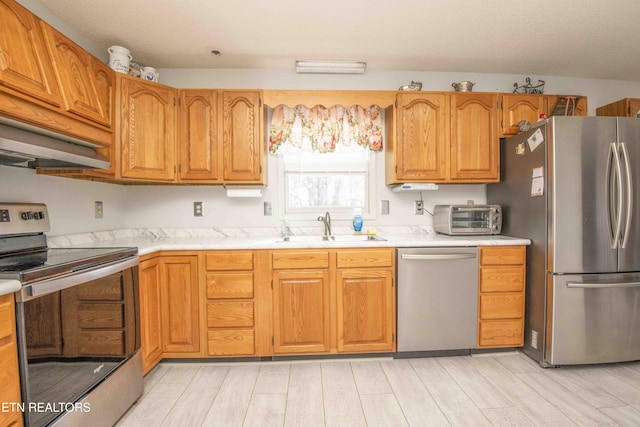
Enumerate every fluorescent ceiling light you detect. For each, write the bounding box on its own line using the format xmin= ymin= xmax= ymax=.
xmin=295 ymin=60 xmax=366 ymax=74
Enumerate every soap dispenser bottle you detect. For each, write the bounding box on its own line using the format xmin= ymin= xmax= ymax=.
xmin=352 ymin=209 xmax=363 ymax=234
xmin=281 ymin=217 xmax=292 ymax=237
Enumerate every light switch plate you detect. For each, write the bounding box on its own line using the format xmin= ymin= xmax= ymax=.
xmin=94 ymin=201 xmax=103 ymax=219
xmin=264 ymin=201 xmax=273 ymax=216
xmin=380 ymin=200 xmax=389 ymax=215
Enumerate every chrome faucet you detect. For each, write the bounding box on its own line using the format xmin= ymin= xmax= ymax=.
xmin=317 ymin=212 xmax=331 ymax=238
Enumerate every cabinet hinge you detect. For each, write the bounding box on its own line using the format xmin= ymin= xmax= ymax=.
xmin=173 ymin=165 xmax=177 ymax=173
xmin=260 ymin=165 xmax=262 ymax=173
xmin=392 ymin=278 xmax=395 ymax=288
xmin=272 ymin=336 xmax=274 ymax=345
xmin=392 ymin=333 xmax=395 ymax=343
xmin=629 ymin=106 xmax=632 ymax=115
xmin=270 ymin=280 xmax=273 ymax=289
xmin=395 ymin=165 xmax=398 ymax=173
xmin=500 ymin=120 xmax=504 ymax=128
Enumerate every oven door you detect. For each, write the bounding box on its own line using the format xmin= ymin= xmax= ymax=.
xmin=15 ymin=257 xmax=140 ymax=427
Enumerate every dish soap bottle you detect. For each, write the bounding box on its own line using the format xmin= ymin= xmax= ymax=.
xmin=281 ymin=217 xmax=292 ymax=237
xmin=352 ymin=209 xmax=363 ymax=234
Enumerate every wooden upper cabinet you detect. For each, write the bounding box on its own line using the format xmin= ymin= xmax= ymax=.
xmin=179 ymin=90 xmax=219 ymax=182
xmin=119 ymin=75 xmax=177 ymax=181
xmin=40 ymin=22 xmax=113 ymax=128
xmin=596 ymin=98 xmax=640 ymax=118
xmin=0 ymin=0 xmax=60 ymax=107
xmin=221 ymin=90 xmax=264 ymax=183
xmin=544 ymin=95 xmax=588 ymax=117
xmin=388 ymin=92 xmax=448 ymax=183
xmin=450 ymin=93 xmax=499 ymax=181
xmin=500 ymin=94 xmax=544 ymax=136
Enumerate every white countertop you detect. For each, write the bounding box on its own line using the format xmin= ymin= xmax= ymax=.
xmin=46 ymin=227 xmax=531 ymax=256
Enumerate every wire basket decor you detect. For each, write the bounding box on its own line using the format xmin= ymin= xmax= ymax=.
xmin=513 ymin=77 xmax=545 ymax=94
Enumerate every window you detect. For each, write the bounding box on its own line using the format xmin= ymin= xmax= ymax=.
xmin=278 ymin=149 xmax=376 ymax=220
xmin=270 ymin=104 xmax=382 ymax=221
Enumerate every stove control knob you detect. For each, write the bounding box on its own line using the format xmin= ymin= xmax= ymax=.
xmin=33 ymin=211 xmax=45 ymax=220
xmin=20 ymin=211 xmax=34 ymax=220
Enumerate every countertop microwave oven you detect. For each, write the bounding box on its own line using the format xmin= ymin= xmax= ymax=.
xmin=433 ymin=204 xmax=502 ymax=235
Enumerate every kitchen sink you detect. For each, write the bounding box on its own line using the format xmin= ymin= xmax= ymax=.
xmin=275 ymin=234 xmax=386 ymax=243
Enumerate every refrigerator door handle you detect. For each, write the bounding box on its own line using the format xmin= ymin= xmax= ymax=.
xmin=620 ymin=142 xmax=633 ymax=249
xmin=567 ymin=281 xmax=640 ymax=289
xmin=606 ymin=143 xmax=623 ymax=249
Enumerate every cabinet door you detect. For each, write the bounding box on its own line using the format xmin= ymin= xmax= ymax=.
xmin=0 ymin=294 xmax=22 ymax=427
xmin=500 ymin=94 xmax=544 ymax=136
xmin=544 ymin=95 xmax=588 ymax=117
xmin=139 ymin=258 xmax=163 ymax=374
xmin=40 ymin=23 xmax=111 ymax=127
xmin=179 ymin=90 xmax=219 ymax=182
xmin=336 ymin=269 xmax=395 ymax=353
xmin=0 ymin=0 xmax=60 ymax=107
xmin=450 ymin=93 xmax=499 ymax=181
xmin=221 ymin=90 xmax=263 ymax=183
xmin=272 ymin=269 xmax=330 ymax=354
xmin=629 ymin=99 xmax=640 ymax=118
xmin=160 ymin=256 xmax=200 ymax=353
xmin=120 ymin=76 xmax=177 ymax=181
xmin=394 ymin=93 xmax=448 ymax=181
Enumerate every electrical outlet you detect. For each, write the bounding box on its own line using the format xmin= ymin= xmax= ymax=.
xmin=94 ymin=201 xmax=103 ymax=219
xmin=264 ymin=201 xmax=273 ymax=216
xmin=380 ymin=200 xmax=390 ymax=215
xmin=414 ymin=200 xmax=424 ymax=215
xmin=193 ymin=201 xmax=204 ymax=217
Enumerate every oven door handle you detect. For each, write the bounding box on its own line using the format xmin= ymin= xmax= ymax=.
xmin=17 ymin=256 xmax=139 ymax=302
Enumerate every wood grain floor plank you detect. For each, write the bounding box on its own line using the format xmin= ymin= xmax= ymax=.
xmin=572 ymin=365 xmax=640 ymax=404
xmin=118 ymin=366 xmax=199 ymax=426
xmin=516 ymin=372 xmax=618 ymax=426
xmin=439 ymin=356 xmax=511 ymax=409
xmin=201 ymin=365 xmax=260 ymax=427
xmin=284 ymin=363 xmax=324 ymax=427
xmin=410 ymin=358 xmax=491 ymax=426
xmin=321 ymin=361 xmax=367 ymax=427
xmin=542 ymin=367 xmax=623 ymax=408
xmin=243 ymin=393 xmax=287 ymax=427
xmin=493 ymin=352 xmax=542 ymax=374
xmin=253 ymin=364 xmax=291 ymax=394
xmin=360 ymin=394 xmax=408 ymax=427
xmin=467 ymin=356 xmax=576 ymax=426
xmin=381 ymin=359 xmax=450 ymax=426
xmin=160 ymin=366 xmax=229 ymax=427
xmin=351 ymin=360 xmax=393 ymax=395
xmin=481 ymin=407 xmax=535 ymax=427
xmin=599 ymin=405 xmax=640 ymax=426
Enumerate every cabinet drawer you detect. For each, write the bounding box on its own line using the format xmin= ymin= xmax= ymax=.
xmin=480 ymin=246 xmax=525 ymax=266
xmin=479 ymin=320 xmax=523 ymax=347
xmin=206 ymin=251 xmax=254 ymax=271
xmin=206 ymin=272 xmax=254 ymax=299
xmin=336 ymin=249 xmax=393 ymax=268
xmin=480 ymin=294 xmax=524 ymax=319
xmin=207 ymin=329 xmax=254 ymax=356
xmin=480 ymin=266 xmax=525 ymax=292
xmin=272 ymin=251 xmax=329 ymax=269
xmin=207 ymin=301 xmax=254 ymax=327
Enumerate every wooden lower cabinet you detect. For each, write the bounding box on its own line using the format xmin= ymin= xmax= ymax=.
xmin=204 ymin=251 xmax=258 ymax=356
xmin=272 ymin=268 xmax=331 ymax=354
xmin=477 ymin=246 xmax=526 ymax=348
xmin=139 ymin=257 xmax=163 ymax=374
xmin=0 ymin=293 xmax=23 ymax=427
xmin=336 ymin=269 xmax=395 ymax=352
xmin=160 ymin=255 xmax=200 ymax=354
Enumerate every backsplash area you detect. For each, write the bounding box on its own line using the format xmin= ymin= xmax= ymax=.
xmin=0 ymin=155 xmax=485 ymax=236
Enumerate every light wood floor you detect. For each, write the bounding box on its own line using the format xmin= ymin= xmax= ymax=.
xmin=116 ymin=352 xmax=640 ymax=426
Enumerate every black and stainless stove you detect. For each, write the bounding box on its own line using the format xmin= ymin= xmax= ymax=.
xmin=0 ymin=203 xmax=142 ymax=427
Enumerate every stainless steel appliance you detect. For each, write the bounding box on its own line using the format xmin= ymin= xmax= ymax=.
xmin=488 ymin=116 xmax=640 ymax=366
xmin=433 ymin=204 xmax=502 ymax=235
xmin=396 ymin=247 xmax=478 ymax=354
xmin=0 ymin=203 xmax=142 ymax=426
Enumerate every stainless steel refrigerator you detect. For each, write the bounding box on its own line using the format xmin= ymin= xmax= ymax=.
xmin=487 ymin=116 xmax=640 ymax=366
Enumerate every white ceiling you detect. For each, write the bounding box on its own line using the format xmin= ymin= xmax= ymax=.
xmin=37 ymin=0 xmax=640 ymax=82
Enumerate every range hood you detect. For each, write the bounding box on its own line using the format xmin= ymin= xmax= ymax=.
xmin=0 ymin=123 xmax=109 ymax=169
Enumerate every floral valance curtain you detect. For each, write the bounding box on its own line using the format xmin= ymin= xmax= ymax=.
xmin=268 ymin=105 xmax=383 ymax=154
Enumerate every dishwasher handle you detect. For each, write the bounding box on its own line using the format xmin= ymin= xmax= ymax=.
xmin=400 ymin=253 xmax=477 ymax=261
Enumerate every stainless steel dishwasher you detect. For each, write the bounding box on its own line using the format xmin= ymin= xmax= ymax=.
xmin=396 ymin=247 xmax=478 ymax=353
